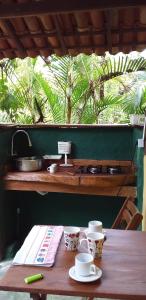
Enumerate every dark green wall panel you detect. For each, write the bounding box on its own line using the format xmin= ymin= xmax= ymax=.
xmin=132 ymin=128 xmax=144 ymax=212
xmin=14 ymin=127 xmax=133 ymax=160
xmin=0 ymin=126 xmax=144 ymax=257
xmin=0 ymin=128 xmax=17 ymax=259
xmin=14 ymin=191 xmax=124 ymax=242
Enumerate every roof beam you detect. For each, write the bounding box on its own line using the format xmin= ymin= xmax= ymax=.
xmin=2 ymin=40 xmax=146 ymax=52
xmin=0 ymin=20 xmax=26 ymax=56
xmin=105 ymin=10 xmax=112 ymax=53
xmin=0 ymin=0 xmax=146 ymax=19
xmin=53 ymin=16 xmax=67 ymax=54
xmin=1 ymin=26 xmax=146 ymax=40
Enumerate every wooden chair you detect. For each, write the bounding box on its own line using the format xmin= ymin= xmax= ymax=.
xmin=112 ymin=197 xmax=143 ymax=230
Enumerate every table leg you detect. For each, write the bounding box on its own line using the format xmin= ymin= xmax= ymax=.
xmin=30 ymin=293 xmax=47 ymax=300
xmin=40 ymin=295 xmax=47 ymax=300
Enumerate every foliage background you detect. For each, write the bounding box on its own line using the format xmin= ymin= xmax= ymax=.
xmin=0 ymin=51 xmax=146 ymax=124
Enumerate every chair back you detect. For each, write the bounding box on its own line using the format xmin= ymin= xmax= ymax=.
xmin=112 ymin=197 xmax=143 ymax=230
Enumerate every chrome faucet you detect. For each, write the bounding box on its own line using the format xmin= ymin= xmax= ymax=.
xmin=11 ymin=130 xmax=32 ymax=157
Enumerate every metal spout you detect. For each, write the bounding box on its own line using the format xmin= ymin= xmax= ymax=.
xmin=11 ymin=130 xmax=32 ymax=157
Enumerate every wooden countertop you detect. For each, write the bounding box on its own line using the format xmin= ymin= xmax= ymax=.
xmin=5 ymin=170 xmax=79 ymax=186
xmin=4 ymin=160 xmax=136 ymax=197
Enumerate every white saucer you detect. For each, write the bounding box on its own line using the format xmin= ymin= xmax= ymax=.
xmin=69 ymin=266 xmax=102 ymax=282
xmin=84 ymin=229 xmax=106 ymax=237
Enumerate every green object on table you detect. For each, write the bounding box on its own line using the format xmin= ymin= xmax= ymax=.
xmin=24 ymin=273 xmax=43 ymax=284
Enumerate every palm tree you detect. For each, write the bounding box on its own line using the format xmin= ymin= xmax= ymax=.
xmin=1 ymin=52 xmax=146 ymax=124
xmin=43 ymin=52 xmax=146 ymax=124
xmin=42 ymin=55 xmax=91 ymax=123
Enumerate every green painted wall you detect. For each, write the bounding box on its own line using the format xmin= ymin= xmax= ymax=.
xmin=132 ymin=128 xmax=144 ymax=211
xmin=0 ymin=129 xmax=17 ymax=259
xmin=0 ymin=125 xmax=144 ymax=257
xmin=11 ymin=191 xmax=124 ymax=243
xmin=14 ymin=127 xmax=133 ymax=159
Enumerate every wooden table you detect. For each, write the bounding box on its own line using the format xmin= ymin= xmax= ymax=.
xmin=0 ymin=229 xmax=146 ymax=300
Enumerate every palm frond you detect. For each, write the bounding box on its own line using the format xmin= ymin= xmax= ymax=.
xmin=96 ymin=94 xmax=122 ymax=113
xmin=99 ymin=54 xmax=146 ymax=83
xmin=121 ymin=84 xmax=146 ymax=114
xmin=35 ymin=72 xmax=64 ymax=122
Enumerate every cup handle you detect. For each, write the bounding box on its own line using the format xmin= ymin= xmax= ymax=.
xmin=47 ymin=166 xmax=50 ymax=171
xmin=79 ymin=238 xmax=87 ymax=248
xmin=90 ymin=264 xmax=97 ymax=275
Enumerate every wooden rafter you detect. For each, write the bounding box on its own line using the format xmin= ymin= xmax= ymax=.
xmin=53 ymin=16 xmax=67 ymax=54
xmin=1 ymin=26 xmax=146 ymax=40
xmin=1 ymin=39 xmax=146 ymax=53
xmin=0 ymin=20 xmax=26 ymax=56
xmin=104 ymin=10 xmax=112 ymax=53
xmin=0 ymin=0 xmax=145 ymax=19
xmin=0 ymin=1 xmax=144 ymax=58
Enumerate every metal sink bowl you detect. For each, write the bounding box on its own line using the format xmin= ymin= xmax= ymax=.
xmin=14 ymin=156 xmax=43 ymax=172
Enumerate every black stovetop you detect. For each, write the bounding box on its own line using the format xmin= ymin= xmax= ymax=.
xmin=75 ymin=165 xmax=122 ymax=175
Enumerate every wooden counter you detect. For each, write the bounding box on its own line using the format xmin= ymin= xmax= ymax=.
xmin=4 ymin=160 xmax=136 ymax=197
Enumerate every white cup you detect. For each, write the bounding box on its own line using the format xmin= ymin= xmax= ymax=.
xmin=80 ymin=232 xmax=104 ymax=258
xmin=64 ymin=226 xmax=80 ymax=251
xmin=88 ymin=220 xmax=103 ymax=233
xmin=75 ymin=253 xmax=96 ymax=277
xmin=47 ymin=163 xmax=57 ymax=174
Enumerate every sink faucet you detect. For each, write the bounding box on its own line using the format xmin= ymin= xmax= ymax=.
xmin=11 ymin=130 xmax=32 ymax=157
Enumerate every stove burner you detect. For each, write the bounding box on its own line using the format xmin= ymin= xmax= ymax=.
xmin=88 ymin=165 xmax=102 ymax=174
xmin=76 ymin=165 xmax=102 ymax=174
xmin=76 ymin=165 xmax=121 ymax=175
xmin=107 ymin=166 xmax=121 ymax=175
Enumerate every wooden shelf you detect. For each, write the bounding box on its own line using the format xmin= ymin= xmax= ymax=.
xmin=4 ymin=160 xmax=136 ymax=197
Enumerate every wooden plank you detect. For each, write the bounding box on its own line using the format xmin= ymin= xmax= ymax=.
xmin=117 ymin=187 xmax=137 ymax=197
xmin=2 ymin=41 xmax=146 ymax=53
xmin=4 ymin=181 xmax=136 ymax=197
xmin=53 ymin=15 xmax=67 ymax=54
xmin=0 ymin=123 xmax=135 ymax=129
xmin=4 ymin=171 xmax=79 ymax=186
xmin=80 ymin=174 xmax=135 ymax=187
xmin=0 ymin=19 xmax=26 ymax=56
xmin=105 ymin=10 xmax=112 ymax=53
xmin=0 ymin=1 xmax=145 ymax=19
xmin=4 ymin=169 xmax=135 ymax=188
xmin=69 ymin=159 xmax=135 ymax=167
xmin=1 ymin=26 xmax=146 ymax=40
xmin=4 ymin=159 xmax=136 ymax=197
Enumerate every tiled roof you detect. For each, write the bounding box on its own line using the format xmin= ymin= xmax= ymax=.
xmin=0 ymin=0 xmax=146 ymax=59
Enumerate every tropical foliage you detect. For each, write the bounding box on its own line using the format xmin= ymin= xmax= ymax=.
xmin=0 ymin=51 xmax=146 ymax=124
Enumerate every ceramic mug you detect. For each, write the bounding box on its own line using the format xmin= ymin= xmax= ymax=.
xmin=88 ymin=220 xmax=103 ymax=233
xmin=64 ymin=226 xmax=80 ymax=251
xmin=75 ymin=253 xmax=96 ymax=277
xmin=80 ymin=232 xmax=104 ymax=258
xmin=47 ymin=163 xmax=57 ymax=174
